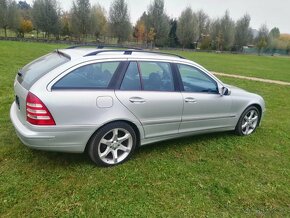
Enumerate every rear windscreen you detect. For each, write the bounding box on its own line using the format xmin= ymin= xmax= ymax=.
xmin=18 ymin=52 xmax=70 ymax=89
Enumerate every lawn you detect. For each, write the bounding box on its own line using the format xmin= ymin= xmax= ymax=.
xmin=0 ymin=41 xmax=290 ymax=216
xmin=166 ymin=50 xmax=290 ymax=82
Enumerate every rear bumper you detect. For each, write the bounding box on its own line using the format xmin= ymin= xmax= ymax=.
xmin=10 ymin=102 xmax=96 ymax=153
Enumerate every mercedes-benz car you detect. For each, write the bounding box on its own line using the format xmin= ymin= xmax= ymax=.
xmin=10 ymin=46 xmax=265 ymax=166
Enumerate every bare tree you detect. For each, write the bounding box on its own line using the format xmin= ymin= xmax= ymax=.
xmin=256 ymin=24 xmax=269 ymax=54
xmin=210 ymin=11 xmax=235 ymax=51
xmin=109 ymin=0 xmax=131 ymax=43
xmin=234 ymin=14 xmax=252 ymax=50
xmin=177 ymin=7 xmax=199 ymax=49
xmin=220 ymin=11 xmax=235 ymax=50
xmin=196 ymin=10 xmax=210 ymax=36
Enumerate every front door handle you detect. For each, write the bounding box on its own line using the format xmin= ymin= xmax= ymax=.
xmin=185 ymin=97 xmax=197 ymax=103
xmin=129 ymin=97 xmax=146 ymax=103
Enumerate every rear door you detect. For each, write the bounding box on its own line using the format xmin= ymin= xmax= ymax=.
xmin=115 ymin=61 xmax=183 ymax=138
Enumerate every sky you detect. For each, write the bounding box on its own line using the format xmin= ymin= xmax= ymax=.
xmin=26 ymin=0 xmax=290 ymax=33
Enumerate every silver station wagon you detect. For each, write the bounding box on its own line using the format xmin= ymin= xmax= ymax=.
xmin=10 ymin=46 xmax=265 ymax=166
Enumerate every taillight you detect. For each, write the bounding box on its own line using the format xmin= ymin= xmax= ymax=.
xmin=26 ymin=92 xmax=55 ymax=125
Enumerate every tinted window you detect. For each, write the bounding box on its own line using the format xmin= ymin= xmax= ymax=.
xmin=139 ymin=62 xmax=174 ymax=91
xmin=120 ymin=62 xmax=141 ymax=90
xmin=53 ymin=62 xmax=120 ymax=89
xmin=178 ymin=64 xmax=218 ymax=93
xmin=19 ymin=52 xmax=70 ymax=89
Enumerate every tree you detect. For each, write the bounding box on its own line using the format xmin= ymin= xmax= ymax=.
xmin=135 ymin=12 xmax=149 ymax=44
xmin=269 ymin=27 xmax=280 ymax=39
xmin=134 ymin=19 xmax=146 ymax=43
xmin=199 ymin=35 xmax=211 ymax=50
xmin=176 ymin=7 xmax=199 ymax=49
xmin=147 ymin=0 xmax=170 ymax=46
xmin=234 ymin=14 xmax=252 ymax=50
xmin=0 ymin=0 xmax=8 ymax=37
xmin=90 ymin=4 xmax=107 ymax=42
xmin=18 ymin=1 xmax=32 ymax=21
xmin=70 ymin=0 xmax=91 ymax=39
xmin=19 ymin=19 xmax=33 ymax=37
xmin=147 ymin=27 xmax=156 ymax=48
xmin=287 ymin=42 xmax=290 ymax=55
xmin=256 ymin=24 xmax=269 ymax=54
xmin=168 ymin=19 xmax=178 ymax=47
xmin=32 ymin=0 xmax=60 ymax=38
xmin=268 ymin=27 xmax=280 ymax=54
xmin=219 ymin=11 xmax=235 ymax=50
xmin=60 ymin=12 xmax=71 ymax=37
xmin=209 ymin=18 xmax=221 ymax=50
xmin=109 ymin=0 xmax=132 ymax=43
xmin=18 ymin=1 xmax=31 ymax=10
xmin=31 ymin=0 xmax=41 ymax=37
xmin=7 ymin=0 xmax=20 ymax=34
xmin=196 ymin=10 xmax=211 ymax=47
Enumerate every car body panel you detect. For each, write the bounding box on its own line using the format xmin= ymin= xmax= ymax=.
xmin=115 ymin=90 xmax=183 ymax=138
xmin=179 ymin=92 xmax=234 ymax=133
xmin=10 ymin=48 xmax=266 ymax=153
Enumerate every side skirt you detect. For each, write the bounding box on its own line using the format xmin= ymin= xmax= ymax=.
xmin=140 ymin=126 xmax=235 ymax=146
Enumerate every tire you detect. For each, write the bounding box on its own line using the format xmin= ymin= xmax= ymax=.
xmin=88 ymin=122 xmax=137 ymax=167
xmin=235 ymin=106 xmax=260 ymax=136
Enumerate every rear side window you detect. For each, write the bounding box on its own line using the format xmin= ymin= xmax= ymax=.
xmin=18 ymin=52 xmax=70 ymax=89
xmin=139 ymin=62 xmax=174 ymax=91
xmin=120 ymin=62 xmax=141 ymax=90
xmin=52 ymin=62 xmax=120 ymax=89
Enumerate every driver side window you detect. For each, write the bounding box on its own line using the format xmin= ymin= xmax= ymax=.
xmin=177 ymin=64 xmax=218 ymax=94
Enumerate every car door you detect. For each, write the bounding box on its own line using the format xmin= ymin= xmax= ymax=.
xmin=176 ymin=63 xmax=233 ymax=133
xmin=115 ymin=61 xmax=183 ymax=138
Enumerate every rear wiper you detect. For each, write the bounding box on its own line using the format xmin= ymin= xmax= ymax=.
xmin=56 ymin=49 xmax=62 ymax=57
xmin=17 ymin=70 xmax=22 ymax=77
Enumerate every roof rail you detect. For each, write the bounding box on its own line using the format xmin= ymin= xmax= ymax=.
xmin=84 ymin=49 xmax=185 ymax=59
xmin=66 ymin=44 xmax=143 ymax=50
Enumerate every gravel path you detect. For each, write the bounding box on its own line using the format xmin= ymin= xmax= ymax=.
xmin=212 ymin=72 xmax=290 ymax=86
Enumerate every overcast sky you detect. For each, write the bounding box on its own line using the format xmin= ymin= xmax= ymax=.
xmin=26 ymin=0 xmax=290 ymax=33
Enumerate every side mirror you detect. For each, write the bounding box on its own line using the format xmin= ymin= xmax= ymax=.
xmin=220 ymin=86 xmax=231 ymax=96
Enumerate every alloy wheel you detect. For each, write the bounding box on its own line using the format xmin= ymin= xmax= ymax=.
xmin=97 ymin=128 xmax=133 ymax=165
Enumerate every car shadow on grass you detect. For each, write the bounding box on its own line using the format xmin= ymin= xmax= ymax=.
xmin=27 ymin=131 xmax=236 ymax=167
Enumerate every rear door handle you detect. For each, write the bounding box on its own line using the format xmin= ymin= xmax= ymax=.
xmin=185 ymin=97 xmax=196 ymax=103
xmin=129 ymin=97 xmax=146 ymax=103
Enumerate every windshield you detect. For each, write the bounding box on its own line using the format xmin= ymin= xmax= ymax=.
xmin=18 ymin=52 xmax=70 ymax=89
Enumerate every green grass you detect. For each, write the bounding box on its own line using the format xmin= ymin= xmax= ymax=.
xmin=1 ymin=41 xmax=290 ymax=216
xmin=166 ymin=50 xmax=290 ymax=82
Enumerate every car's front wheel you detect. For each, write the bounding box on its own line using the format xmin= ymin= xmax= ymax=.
xmin=88 ymin=122 xmax=137 ymax=166
xmin=235 ymin=106 xmax=260 ymax=136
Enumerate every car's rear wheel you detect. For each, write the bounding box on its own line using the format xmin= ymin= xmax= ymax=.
xmin=88 ymin=122 xmax=137 ymax=166
xmin=235 ymin=106 xmax=260 ymax=136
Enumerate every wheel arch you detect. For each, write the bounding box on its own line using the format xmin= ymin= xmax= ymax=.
xmin=249 ymin=103 xmax=263 ymax=126
xmin=85 ymin=119 xmax=142 ymax=153
xmin=236 ymin=103 xmax=263 ymax=129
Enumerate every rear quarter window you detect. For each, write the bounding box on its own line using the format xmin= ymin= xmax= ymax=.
xmin=52 ymin=62 xmax=120 ymax=90
xmin=18 ymin=52 xmax=70 ymax=89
